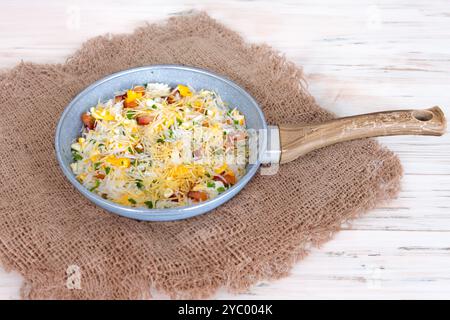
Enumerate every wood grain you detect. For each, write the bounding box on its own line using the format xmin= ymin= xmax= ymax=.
xmin=0 ymin=0 xmax=449 ymax=299
xmin=279 ymin=106 xmax=446 ymax=163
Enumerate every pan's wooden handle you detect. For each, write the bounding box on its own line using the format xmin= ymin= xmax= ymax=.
xmin=279 ymin=106 xmax=446 ymax=164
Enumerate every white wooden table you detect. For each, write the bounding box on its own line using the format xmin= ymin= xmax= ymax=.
xmin=0 ymin=0 xmax=449 ymax=299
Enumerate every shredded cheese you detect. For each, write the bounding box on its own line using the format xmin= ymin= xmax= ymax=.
xmin=70 ymin=83 xmax=248 ymax=209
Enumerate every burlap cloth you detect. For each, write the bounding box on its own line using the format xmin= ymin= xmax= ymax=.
xmin=0 ymin=12 xmax=402 ymax=299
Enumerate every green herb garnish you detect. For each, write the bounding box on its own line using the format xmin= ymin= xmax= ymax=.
xmin=157 ymin=138 xmax=165 ymax=143
xmin=72 ymin=150 xmax=83 ymax=161
xmin=128 ymin=198 xmax=137 ymax=205
xmin=207 ymin=182 xmax=215 ymax=188
xmin=136 ymin=180 xmax=144 ymax=189
xmin=126 ymin=110 xmax=135 ymax=119
xmin=217 ymin=187 xmax=226 ymax=193
xmin=89 ymin=180 xmax=100 ymax=192
xmin=105 ymin=167 xmax=111 ymax=175
xmin=144 ymin=201 xmax=153 ymax=209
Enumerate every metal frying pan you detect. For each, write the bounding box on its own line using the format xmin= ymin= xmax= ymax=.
xmin=55 ymin=65 xmax=446 ymax=221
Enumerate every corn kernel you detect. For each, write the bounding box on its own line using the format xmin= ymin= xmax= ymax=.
xmin=117 ymin=158 xmax=131 ymax=168
xmin=214 ymin=163 xmax=228 ymax=174
xmin=177 ymin=84 xmax=192 ymax=97
xmin=106 ymin=156 xmax=130 ymax=168
xmin=125 ymin=90 xmax=137 ymax=103
xmin=92 ymin=108 xmax=115 ymax=121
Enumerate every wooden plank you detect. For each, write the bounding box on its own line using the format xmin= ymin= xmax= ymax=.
xmin=0 ymin=0 xmax=449 ymax=299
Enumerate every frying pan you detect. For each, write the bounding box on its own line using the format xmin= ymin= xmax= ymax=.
xmin=55 ymin=65 xmax=446 ymax=221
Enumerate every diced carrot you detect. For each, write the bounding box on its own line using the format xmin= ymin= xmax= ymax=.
xmin=214 ymin=172 xmax=236 ymax=186
xmin=95 ymin=173 xmax=105 ymax=179
xmin=167 ymin=95 xmax=177 ymax=104
xmin=124 ymin=99 xmax=138 ymax=108
xmin=188 ymin=191 xmax=208 ymax=202
xmin=81 ymin=113 xmax=95 ymax=130
xmin=166 ymin=88 xmax=179 ymax=104
xmin=136 ymin=115 xmax=155 ymax=125
xmin=223 ymin=173 xmax=236 ymax=185
xmin=133 ymin=86 xmax=146 ymax=96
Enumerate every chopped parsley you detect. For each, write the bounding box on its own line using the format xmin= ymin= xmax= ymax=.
xmin=126 ymin=110 xmax=135 ymax=119
xmin=217 ymin=186 xmax=226 ymax=193
xmin=89 ymin=180 xmax=100 ymax=192
xmin=144 ymin=201 xmax=154 ymax=209
xmin=72 ymin=150 xmax=83 ymax=161
xmin=136 ymin=180 xmax=144 ymax=189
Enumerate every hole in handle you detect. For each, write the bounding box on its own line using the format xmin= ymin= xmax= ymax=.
xmin=413 ymin=110 xmax=433 ymax=121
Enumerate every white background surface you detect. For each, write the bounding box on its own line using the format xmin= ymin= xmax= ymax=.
xmin=0 ymin=0 xmax=449 ymax=299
